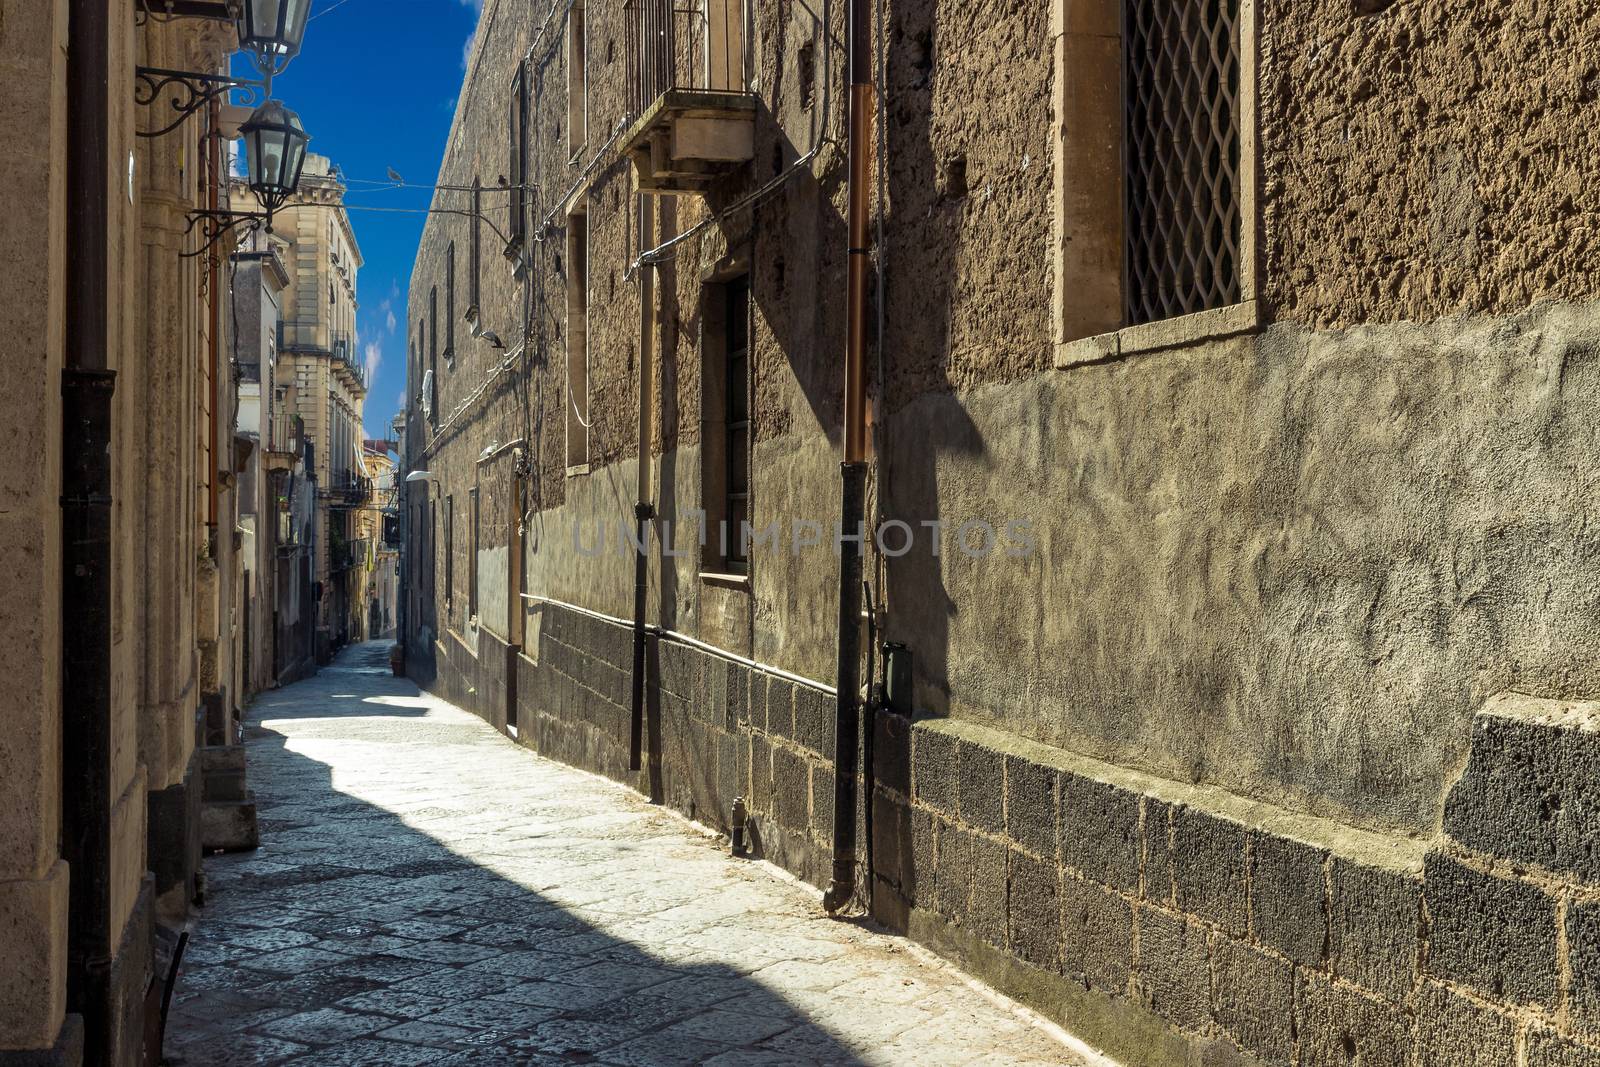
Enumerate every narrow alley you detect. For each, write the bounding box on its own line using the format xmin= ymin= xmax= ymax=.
xmin=165 ymin=644 xmax=1105 ymax=1067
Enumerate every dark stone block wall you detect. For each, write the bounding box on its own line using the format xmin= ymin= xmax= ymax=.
xmin=426 ymin=606 xmax=1600 ymax=1067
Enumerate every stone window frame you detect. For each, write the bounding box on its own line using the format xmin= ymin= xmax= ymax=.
xmin=1051 ymin=0 xmax=1260 ymax=369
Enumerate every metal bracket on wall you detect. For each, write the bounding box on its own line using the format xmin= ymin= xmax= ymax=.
xmin=182 ymin=208 xmax=269 ymax=260
xmin=135 ymin=66 xmax=264 ymax=139
xmin=134 ymin=0 xmax=238 ymax=27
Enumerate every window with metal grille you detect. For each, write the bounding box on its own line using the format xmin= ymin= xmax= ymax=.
xmin=445 ymin=495 xmax=454 ymax=611
xmin=1122 ymin=0 xmax=1241 ymax=326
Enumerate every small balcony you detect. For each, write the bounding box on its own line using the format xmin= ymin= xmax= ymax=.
xmin=622 ymin=0 xmax=756 ymax=195
xmin=323 ymin=476 xmax=372 ymax=510
xmin=331 ymin=337 xmax=367 ymax=395
xmin=266 ymin=413 xmax=304 ymax=466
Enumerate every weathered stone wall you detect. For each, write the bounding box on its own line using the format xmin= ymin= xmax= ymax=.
xmin=411 ymin=0 xmax=1600 ymax=1060
xmin=1261 ymin=0 xmax=1600 ymax=328
xmin=0 ymin=0 xmax=71 ymax=1053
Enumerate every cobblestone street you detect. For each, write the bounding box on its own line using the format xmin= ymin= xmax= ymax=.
xmin=167 ymin=643 xmax=1107 ymax=1066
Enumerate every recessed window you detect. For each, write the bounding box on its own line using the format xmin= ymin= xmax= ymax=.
xmin=445 ymin=242 xmax=456 ymax=368
xmin=508 ymin=62 xmax=527 ymax=249
xmin=469 ymin=486 xmax=480 ymax=620
xmin=701 ymin=273 xmax=751 ymax=574
xmin=567 ymin=1 xmax=587 ymax=159
xmin=428 ymin=286 xmax=438 ymax=421
xmin=468 ymin=178 xmax=481 ymax=315
xmin=445 ymin=494 xmax=454 ymax=613
xmin=565 ymin=209 xmax=590 ymax=469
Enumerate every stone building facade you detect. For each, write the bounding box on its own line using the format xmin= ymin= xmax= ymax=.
xmin=0 ymin=1 xmax=267 ymax=1061
xmin=232 ymin=238 xmax=317 ymax=693
xmin=406 ymin=0 xmax=1600 ymax=1063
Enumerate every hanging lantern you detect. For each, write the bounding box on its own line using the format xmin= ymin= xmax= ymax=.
xmin=238 ymin=0 xmax=313 ymax=80
xmin=241 ymin=99 xmax=310 ymax=229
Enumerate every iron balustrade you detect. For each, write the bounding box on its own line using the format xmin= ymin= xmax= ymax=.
xmin=625 ymin=0 xmax=750 ymax=120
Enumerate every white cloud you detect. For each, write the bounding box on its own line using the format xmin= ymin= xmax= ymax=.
xmin=364 ymin=342 xmax=382 ymax=383
xmin=379 ymin=297 xmax=397 ymax=335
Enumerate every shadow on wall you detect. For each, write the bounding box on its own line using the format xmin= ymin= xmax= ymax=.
xmin=172 ymin=662 xmax=871 ymax=1065
xmin=875 ymin=0 xmax=988 ymax=719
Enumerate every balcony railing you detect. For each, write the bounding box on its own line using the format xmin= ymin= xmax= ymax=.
xmin=268 ymin=412 xmax=303 ymax=455
xmin=331 ymin=336 xmax=367 ymax=392
xmin=626 ymin=0 xmax=749 ymax=118
xmin=622 ymin=0 xmax=755 ymax=194
xmin=323 ymin=476 xmax=372 ymax=509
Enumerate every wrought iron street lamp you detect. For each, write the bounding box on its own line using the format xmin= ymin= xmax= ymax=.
xmin=184 ymin=99 xmax=310 ymax=256
xmin=237 ymin=0 xmax=313 ymax=83
xmin=241 ymin=100 xmax=310 ymax=219
xmin=134 ymin=0 xmax=312 ymax=138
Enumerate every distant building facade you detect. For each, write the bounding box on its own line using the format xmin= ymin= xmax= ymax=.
xmin=232 ymin=237 xmax=317 ymax=691
xmin=239 ymin=158 xmax=372 ymax=663
xmin=406 ymin=1 xmax=1600 ymax=1065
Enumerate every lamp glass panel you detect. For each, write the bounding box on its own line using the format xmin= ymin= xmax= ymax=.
xmin=249 ymin=0 xmax=282 ymax=43
xmin=283 ymin=0 xmax=311 ymax=51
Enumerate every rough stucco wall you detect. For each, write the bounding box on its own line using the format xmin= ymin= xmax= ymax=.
xmin=882 ymin=0 xmax=1053 ymax=408
xmin=1263 ymin=0 xmax=1600 ymax=326
xmin=886 ymin=300 xmax=1600 ymax=833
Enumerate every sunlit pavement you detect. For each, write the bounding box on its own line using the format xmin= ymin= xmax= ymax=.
xmin=166 ymin=641 xmax=1108 ymax=1066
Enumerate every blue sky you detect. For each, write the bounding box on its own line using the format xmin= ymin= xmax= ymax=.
xmin=237 ymin=0 xmax=482 ymax=440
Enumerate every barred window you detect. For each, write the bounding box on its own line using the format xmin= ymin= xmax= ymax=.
xmin=445 ymin=242 xmax=456 ymax=368
xmin=1122 ymin=0 xmax=1242 ymax=326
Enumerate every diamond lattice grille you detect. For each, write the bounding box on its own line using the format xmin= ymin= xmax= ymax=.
xmin=1123 ymin=0 xmax=1241 ymax=326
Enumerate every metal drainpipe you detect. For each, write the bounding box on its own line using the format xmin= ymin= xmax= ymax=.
xmin=61 ymin=0 xmax=117 ymax=1059
xmin=823 ymin=0 xmax=875 ymax=915
xmin=629 ymin=194 xmax=657 ymax=772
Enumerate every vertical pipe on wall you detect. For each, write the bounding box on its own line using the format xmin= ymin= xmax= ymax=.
xmin=61 ymin=0 xmax=116 ymax=1058
xmin=824 ymin=0 xmax=875 ymax=915
xmin=208 ymin=100 xmax=222 ymax=529
xmin=629 ymin=194 xmax=657 ymax=772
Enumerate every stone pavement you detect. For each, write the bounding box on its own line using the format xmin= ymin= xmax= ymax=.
xmin=167 ymin=641 xmax=1112 ymax=1066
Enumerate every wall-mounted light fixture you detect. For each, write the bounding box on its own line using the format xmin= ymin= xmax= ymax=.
xmin=134 ymin=0 xmax=311 ymax=139
xmin=183 ymin=99 xmax=311 ymax=257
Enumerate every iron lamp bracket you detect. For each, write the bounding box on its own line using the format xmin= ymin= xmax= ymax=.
xmin=182 ymin=208 xmax=270 ymax=259
xmin=136 ymin=66 xmax=265 ymax=139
